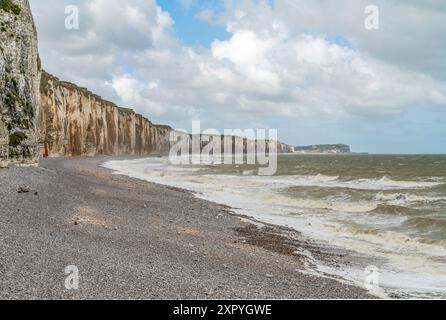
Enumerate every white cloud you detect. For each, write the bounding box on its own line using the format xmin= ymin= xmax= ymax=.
xmin=112 ymin=75 xmax=141 ymax=105
xmin=212 ymin=30 xmax=280 ymax=91
xmin=29 ymin=0 xmax=446 ymax=133
xmin=195 ymin=9 xmax=214 ymax=23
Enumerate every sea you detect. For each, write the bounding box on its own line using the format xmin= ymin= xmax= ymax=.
xmin=103 ymin=154 xmax=446 ymax=298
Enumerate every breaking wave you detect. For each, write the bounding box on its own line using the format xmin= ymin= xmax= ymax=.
xmin=102 ymin=157 xmax=446 ymax=298
xmin=375 ymin=192 xmax=446 ymax=204
xmin=246 ymin=174 xmax=444 ymax=190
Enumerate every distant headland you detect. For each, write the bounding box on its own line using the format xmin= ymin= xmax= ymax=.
xmin=292 ymin=144 xmax=351 ymax=154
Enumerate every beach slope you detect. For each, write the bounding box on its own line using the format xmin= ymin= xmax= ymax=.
xmin=0 ymin=157 xmax=373 ymax=299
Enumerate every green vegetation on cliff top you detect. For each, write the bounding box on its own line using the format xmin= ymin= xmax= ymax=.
xmin=40 ymin=70 xmax=59 ymax=96
xmin=0 ymin=0 xmax=21 ymax=15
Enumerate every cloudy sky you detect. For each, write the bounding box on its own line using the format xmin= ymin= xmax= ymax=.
xmin=29 ymin=0 xmax=446 ymax=153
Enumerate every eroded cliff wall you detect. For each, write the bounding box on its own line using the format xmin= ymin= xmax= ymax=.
xmin=40 ymin=71 xmax=172 ymax=158
xmin=0 ymin=0 xmax=41 ymax=167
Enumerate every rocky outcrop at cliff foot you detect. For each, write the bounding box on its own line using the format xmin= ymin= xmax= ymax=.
xmin=40 ymin=71 xmax=172 ymax=158
xmin=0 ymin=0 xmax=41 ymax=167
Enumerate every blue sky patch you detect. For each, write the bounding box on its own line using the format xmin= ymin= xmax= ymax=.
xmin=158 ymin=0 xmax=230 ymax=47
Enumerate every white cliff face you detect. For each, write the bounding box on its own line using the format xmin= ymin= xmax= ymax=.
xmin=40 ymin=72 xmax=173 ymax=158
xmin=39 ymin=71 xmax=294 ymax=159
xmin=1 ymin=1 xmax=292 ymax=165
xmin=0 ymin=0 xmax=41 ymax=167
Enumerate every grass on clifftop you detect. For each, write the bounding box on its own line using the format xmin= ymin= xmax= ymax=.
xmin=0 ymin=0 xmax=21 ymax=15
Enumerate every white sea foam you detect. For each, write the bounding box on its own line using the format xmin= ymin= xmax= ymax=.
xmin=102 ymin=157 xmax=446 ymax=298
xmin=232 ymin=174 xmax=444 ymax=190
xmin=343 ymin=176 xmax=444 ymax=190
xmin=375 ymin=192 xmax=446 ymax=204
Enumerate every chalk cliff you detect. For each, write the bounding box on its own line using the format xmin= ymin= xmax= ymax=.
xmin=39 ymin=71 xmax=295 ymax=159
xmin=39 ymin=71 xmax=172 ymax=157
xmin=294 ymin=144 xmax=351 ymax=154
xmin=0 ymin=0 xmax=41 ymax=167
xmin=2 ymin=0 xmax=293 ymax=165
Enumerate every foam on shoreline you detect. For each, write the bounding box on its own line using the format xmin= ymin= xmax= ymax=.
xmin=102 ymin=157 xmax=446 ymax=298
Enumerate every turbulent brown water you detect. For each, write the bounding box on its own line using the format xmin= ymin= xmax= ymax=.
xmin=205 ymin=155 xmax=446 ymax=242
xmin=104 ymin=154 xmax=446 ymax=298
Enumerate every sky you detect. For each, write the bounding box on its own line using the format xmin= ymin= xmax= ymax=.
xmin=28 ymin=0 xmax=446 ymax=154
